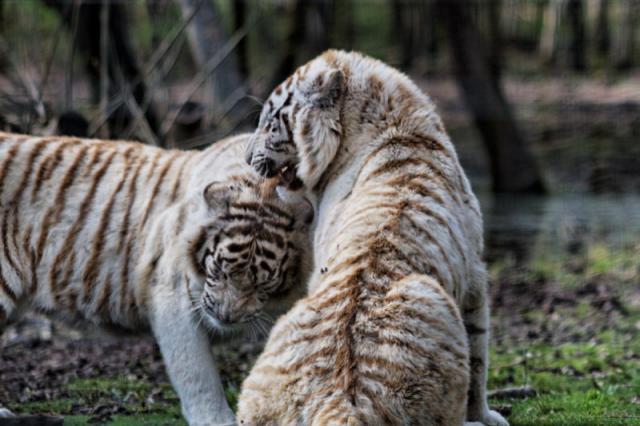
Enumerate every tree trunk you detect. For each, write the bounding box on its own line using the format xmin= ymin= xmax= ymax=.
xmin=535 ymin=0 xmax=546 ymax=37
xmin=269 ymin=0 xmax=307 ymax=91
xmin=335 ymin=0 xmax=354 ymax=50
xmin=43 ymin=0 xmax=161 ymax=143
xmin=233 ymin=0 xmax=249 ymax=80
xmin=436 ymin=0 xmax=546 ymax=193
xmin=539 ymin=0 xmax=566 ymax=65
xmin=176 ymin=0 xmax=247 ymax=119
xmin=391 ymin=0 xmax=414 ymax=69
xmin=145 ymin=0 xmax=164 ymax=53
xmin=593 ymin=0 xmax=610 ymax=55
xmin=424 ymin=0 xmax=439 ymax=71
xmin=613 ymin=0 xmax=638 ymax=70
xmin=487 ymin=0 xmax=503 ymax=79
xmin=0 ymin=0 xmax=6 ymax=73
xmin=567 ymin=0 xmax=587 ymax=71
xmin=504 ymin=0 xmax=519 ymax=40
xmin=308 ymin=0 xmax=334 ymax=55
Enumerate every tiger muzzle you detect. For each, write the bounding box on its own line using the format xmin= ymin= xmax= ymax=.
xmin=253 ymin=157 xmax=278 ymax=178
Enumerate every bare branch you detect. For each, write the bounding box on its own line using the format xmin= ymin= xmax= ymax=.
xmin=488 ymin=386 xmax=537 ymax=400
xmin=64 ymin=0 xmax=81 ymax=111
xmin=161 ymin=14 xmax=256 ymax=138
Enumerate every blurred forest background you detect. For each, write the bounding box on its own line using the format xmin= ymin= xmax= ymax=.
xmin=1 ymin=0 xmax=639 ymax=193
xmin=1 ymin=1 xmax=640 ymax=425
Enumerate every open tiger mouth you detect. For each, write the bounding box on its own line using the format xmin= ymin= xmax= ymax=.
xmin=278 ymin=164 xmax=303 ymax=190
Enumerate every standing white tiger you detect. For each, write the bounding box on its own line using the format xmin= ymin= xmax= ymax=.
xmin=239 ymin=50 xmax=508 ymax=425
xmin=0 ymin=132 xmax=312 ymax=425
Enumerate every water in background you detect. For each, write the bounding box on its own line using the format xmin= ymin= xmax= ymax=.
xmin=480 ymin=193 xmax=640 ymax=264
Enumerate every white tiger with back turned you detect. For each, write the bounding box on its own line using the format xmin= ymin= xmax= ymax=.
xmin=239 ymin=50 xmax=508 ymax=425
xmin=0 ymin=132 xmax=312 ymax=425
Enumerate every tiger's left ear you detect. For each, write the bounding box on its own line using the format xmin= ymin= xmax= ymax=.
xmin=276 ymin=187 xmax=315 ymax=229
xmin=310 ymin=69 xmax=345 ymax=109
xmin=202 ymin=181 xmax=241 ymax=212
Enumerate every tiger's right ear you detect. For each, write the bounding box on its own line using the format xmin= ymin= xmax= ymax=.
xmin=275 ymin=187 xmax=315 ymax=229
xmin=202 ymin=181 xmax=241 ymax=212
xmin=306 ymin=68 xmax=345 ymax=109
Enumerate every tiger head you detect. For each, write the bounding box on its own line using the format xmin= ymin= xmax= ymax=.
xmin=193 ymin=180 xmax=313 ymax=334
xmin=246 ymin=51 xmax=347 ymax=189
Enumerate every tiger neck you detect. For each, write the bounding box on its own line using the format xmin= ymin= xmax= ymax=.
xmin=314 ymin=73 xmax=430 ymax=196
xmin=309 ymin=74 xmax=441 ymax=275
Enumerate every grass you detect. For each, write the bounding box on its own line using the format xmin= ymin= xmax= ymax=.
xmin=489 ymin=333 xmax=640 ymax=425
xmin=489 ymin=331 xmax=640 ymax=425
xmin=63 ymin=414 xmax=186 ymax=426
xmin=489 ymin=340 xmax=640 ymax=426
xmin=13 ymin=377 xmax=185 ymax=425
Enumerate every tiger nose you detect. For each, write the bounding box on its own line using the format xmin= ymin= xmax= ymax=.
xmin=218 ymin=311 xmax=232 ymax=324
xmin=213 ymin=306 xmax=233 ymax=324
xmin=256 ymin=158 xmax=277 ymax=178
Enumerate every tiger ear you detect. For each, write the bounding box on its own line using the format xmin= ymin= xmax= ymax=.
xmin=294 ymin=196 xmax=315 ymax=228
xmin=202 ymin=181 xmax=241 ymax=211
xmin=275 ymin=187 xmax=315 ymax=229
xmin=310 ymin=69 xmax=345 ymax=109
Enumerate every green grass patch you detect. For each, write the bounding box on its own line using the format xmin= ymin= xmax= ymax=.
xmin=63 ymin=413 xmax=186 ymax=426
xmin=17 ymin=399 xmax=76 ymax=415
xmin=66 ymin=377 xmax=153 ymax=396
xmin=13 ymin=376 xmax=244 ymax=425
xmin=14 ymin=377 xmax=183 ymax=424
xmin=489 ymin=340 xmax=640 ymax=426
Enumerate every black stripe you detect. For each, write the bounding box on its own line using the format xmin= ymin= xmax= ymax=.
xmin=0 ymin=267 xmax=17 ymax=302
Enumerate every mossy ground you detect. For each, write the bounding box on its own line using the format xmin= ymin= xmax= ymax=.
xmin=12 ymin=377 xmax=184 ymax=425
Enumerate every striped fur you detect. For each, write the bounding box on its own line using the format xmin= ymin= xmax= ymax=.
xmin=0 ymin=132 xmax=312 ymax=426
xmin=239 ymin=51 xmax=509 ymax=425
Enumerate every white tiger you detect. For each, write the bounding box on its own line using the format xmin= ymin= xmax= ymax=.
xmin=0 ymin=132 xmax=313 ymax=425
xmin=239 ymin=50 xmax=508 ymax=425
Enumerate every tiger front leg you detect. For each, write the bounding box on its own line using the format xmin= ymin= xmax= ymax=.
xmin=463 ymin=295 xmax=509 ymax=426
xmin=150 ymin=285 xmax=236 ymax=426
xmin=1 ymin=299 xmax=21 ymax=418
xmin=0 ymin=406 xmax=14 ymax=417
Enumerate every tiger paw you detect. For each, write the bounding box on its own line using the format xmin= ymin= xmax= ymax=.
xmin=0 ymin=407 xmax=15 ymax=417
xmin=479 ymin=410 xmax=509 ymax=426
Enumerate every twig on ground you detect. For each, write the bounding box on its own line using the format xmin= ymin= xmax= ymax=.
xmin=488 ymin=385 xmax=537 ymax=399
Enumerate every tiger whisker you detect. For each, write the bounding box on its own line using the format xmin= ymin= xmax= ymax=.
xmin=244 ymin=95 xmax=265 ymax=106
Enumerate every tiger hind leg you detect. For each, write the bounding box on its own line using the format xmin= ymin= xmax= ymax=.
xmin=0 ymin=311 xmax=15 ymax=417
xmin=0 ymin=407 xmax=15 ymax=417
xmin=463 ymin=294 xmax=509 ymax=426
xmin=0 ymin=296 xmax=22 ymax=418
